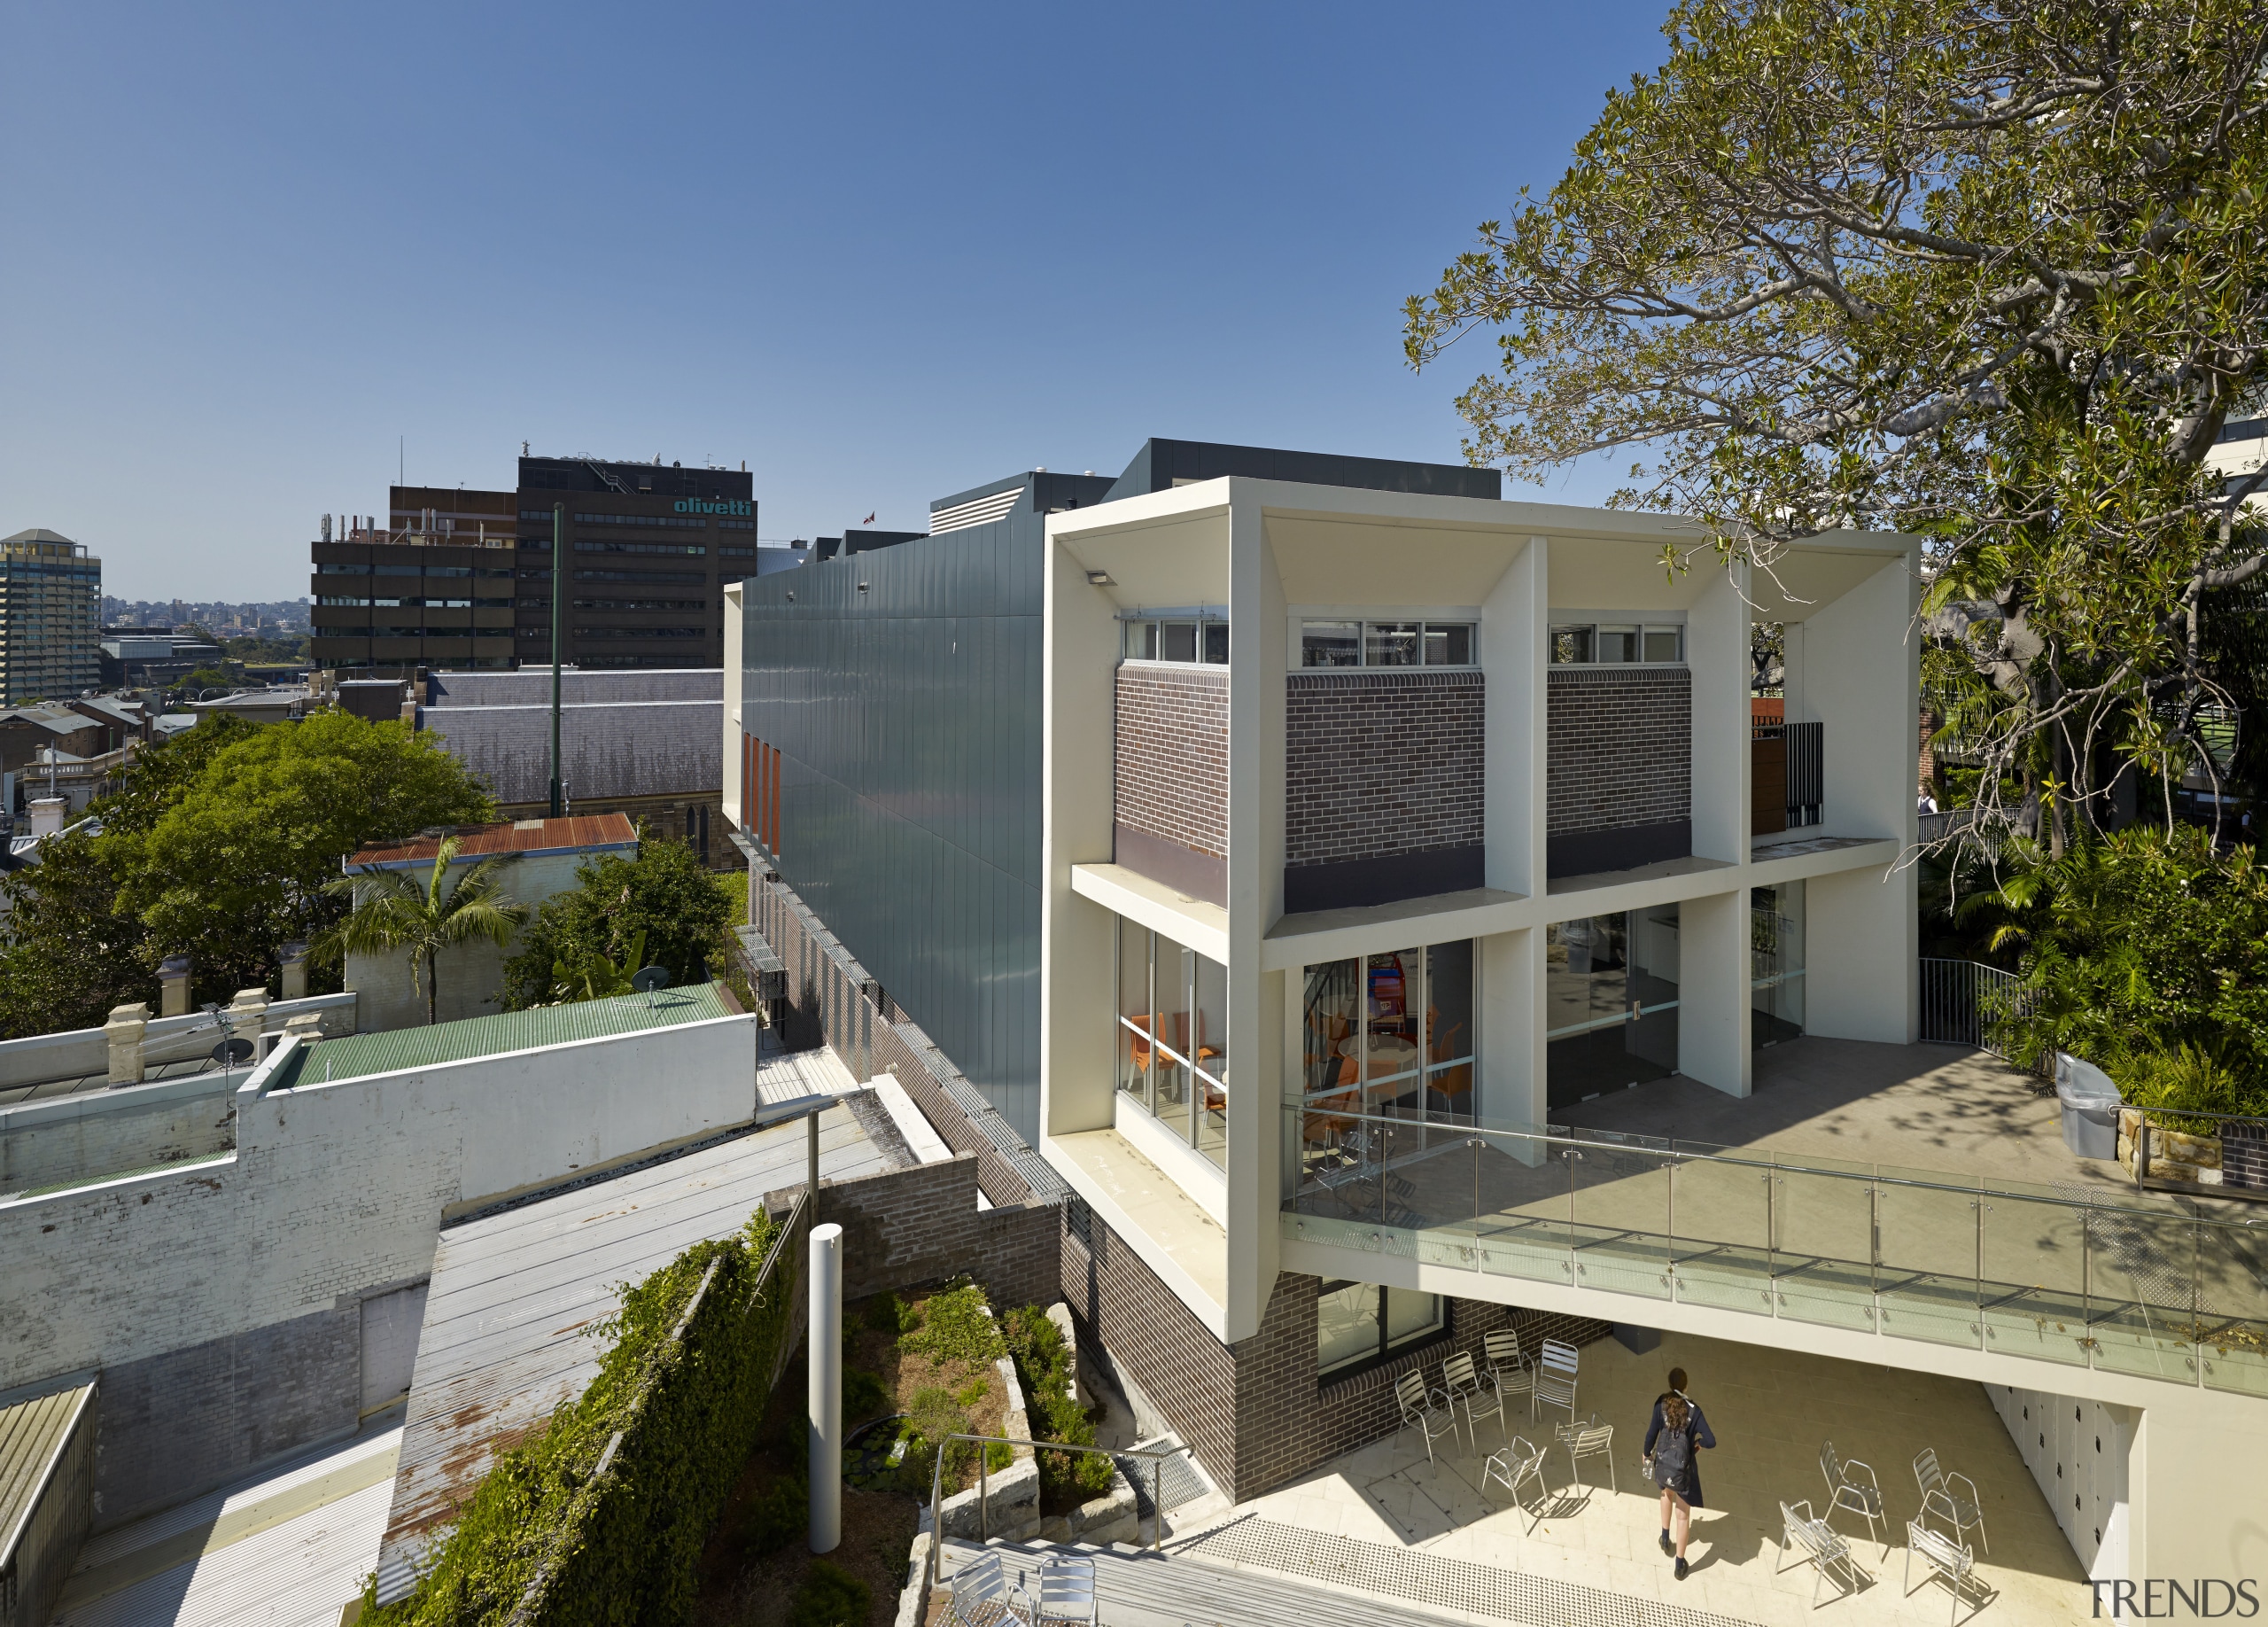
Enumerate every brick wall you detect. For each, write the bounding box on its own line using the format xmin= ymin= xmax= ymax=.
xmin=803 ymin=1154 xmax=1060 ymax=1313
xmin=1115 ymin=665 xmax=1227 ymax=860
xmin=1285 ymin=671 xmax=1485 ymax=868
xmin=1545 ymin=667 xmax=1691 ymax=837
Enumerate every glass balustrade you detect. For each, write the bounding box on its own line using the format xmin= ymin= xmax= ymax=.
xmin=1282 ymin=1101 xmax=2268 ymax=1395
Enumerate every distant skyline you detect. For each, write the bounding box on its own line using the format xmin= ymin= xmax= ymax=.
xmin=4 ymin=2 xmax=1675 ymax=601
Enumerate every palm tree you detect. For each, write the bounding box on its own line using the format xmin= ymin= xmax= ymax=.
xmin=320 ymin=837 xmax=528 ymax=1025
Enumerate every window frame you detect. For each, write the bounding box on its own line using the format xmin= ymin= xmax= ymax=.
xmin=1114 ymin=917 xmax=1227 ymax=1167
xmin=1117 ymin=608 xmax=1229 ymax=666
xmin=1316 ymin=1280 xmax=1449 ymax=1379
xmin=1548 ymin=615 xmax=1686 ymax=666
xmin=1290 ymin=608 xmax=1480 ymax=670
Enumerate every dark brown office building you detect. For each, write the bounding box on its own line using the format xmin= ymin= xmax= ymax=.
xmin=310 ymin=455 xmax=754 ymax=673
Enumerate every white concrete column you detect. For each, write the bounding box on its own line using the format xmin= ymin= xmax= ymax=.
xmin=1674 ymin=890 xmax=1751 ymax=1096
xmin=808 ymin=1220 xmax=843 ymax=1554
xmin=1479 ymin=927 xmax=1545 ymax=1155
xmin=104 ymin=1003 xmax=150 ymax=1086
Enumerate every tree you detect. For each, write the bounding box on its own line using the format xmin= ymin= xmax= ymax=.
xmin=546 ymin=928 xmax=648 ymax=1006
xmin=501 ymin=839 xmax=731 ymax=1012
xmin=1405 ymin=0 xmax=2268 ymax=845
xmin=0 ymin=711 xmax=495 ymax=1037
xmin=318 ymin=837 xmax=528 ymax=1025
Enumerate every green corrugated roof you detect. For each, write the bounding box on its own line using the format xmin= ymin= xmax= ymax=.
xmin=272 ymin=983 xmax=734 ymax=1089
xmin=1 ymin=1382 xmax=94 ymax=1566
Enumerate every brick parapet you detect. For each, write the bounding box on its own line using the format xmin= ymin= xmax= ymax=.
xmin=1285 ymin=671 xmax=1484 ymax=868
xmin=1115 ymin=665 xmax=1228 ymax=860
xmin=1545 ymin=666 xmax=1691 ymax=836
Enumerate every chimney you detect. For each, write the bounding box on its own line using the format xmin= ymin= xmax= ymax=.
xmin=226 ymin=988 xmax=269 ymax=1063
xmin=105 ymin=1002 xmax=151 ymax=1086
xmin=278 ymin=941 xmax=309 ymax=1001
xmin=159 ymin=955 xmax=192 ymax=1018
xmin=28 ymin=798 xmax=66 ymax=838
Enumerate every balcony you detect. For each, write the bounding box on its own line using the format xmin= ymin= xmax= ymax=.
xmin=1284 ymin=1081 xmax=2268 ymax=1395
xmin=1751 ymin=719 xmax=1821 ymax=835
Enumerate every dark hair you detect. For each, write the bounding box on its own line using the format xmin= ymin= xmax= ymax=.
xmin=1663 ymin=1393 xmax=1690 ymax=1432
xmin=1667 ymin=1366 xmax=1689 ymax=1394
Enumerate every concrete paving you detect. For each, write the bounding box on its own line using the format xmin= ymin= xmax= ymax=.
xmin=1229 ymin=1327 xmax=2091 ymax=1627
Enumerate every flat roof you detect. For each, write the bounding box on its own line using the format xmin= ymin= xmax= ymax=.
xmin=346 ymin=814 xmax=638 ymax=869
xmin=268 ymin=983 xmax=734 ymax=1090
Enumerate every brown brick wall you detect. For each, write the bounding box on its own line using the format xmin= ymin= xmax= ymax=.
xmin=793 ymin=1154 xmax=1060 ymax=1312
xmin=1545 ymin=666 xmax=1691 ymax=836
xmin=1115 ymin=665 xmax=1228 ymax=860
xmin=1285 ymin=671 xmax=1485 ymax=868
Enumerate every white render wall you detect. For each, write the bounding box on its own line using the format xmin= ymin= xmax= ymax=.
xmin=345 ymin=848 xmax=602 ymax=1032
xmin=0 ymin=1012 xmax=757 ymax=1390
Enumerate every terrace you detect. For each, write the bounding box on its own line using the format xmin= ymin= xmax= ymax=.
xmin=1286 ymin=1037 xmax=2268 ymax=1399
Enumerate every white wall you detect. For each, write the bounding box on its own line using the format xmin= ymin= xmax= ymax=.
xmin=345 ymin=848 xmax=597 ymax=1032
xmin=0 ymin=1013 xmax=757 ymax=1389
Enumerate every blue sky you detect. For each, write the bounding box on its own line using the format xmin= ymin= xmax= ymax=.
xmin=3 ymin=2 xmax=1675 ymax=602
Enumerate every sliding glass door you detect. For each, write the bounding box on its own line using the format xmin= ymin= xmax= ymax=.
xmin=1544 ymin=907 xmax=1681 ymax=1109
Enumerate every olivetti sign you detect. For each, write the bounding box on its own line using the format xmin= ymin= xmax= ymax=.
xmin=673 ymin=498 xmax=752 ymax=517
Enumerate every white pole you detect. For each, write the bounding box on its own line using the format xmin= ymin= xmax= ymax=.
xmin=808 ymin=1220 xmax=843 ymax=1553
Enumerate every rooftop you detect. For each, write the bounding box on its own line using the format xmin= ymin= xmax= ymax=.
xmin=267 ymin=982 xmax=733 ymax=1091
xmin=344 ymin=813 xmax=639 ymax=869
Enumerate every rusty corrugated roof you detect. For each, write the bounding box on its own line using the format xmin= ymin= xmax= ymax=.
xmin=345 ymin=814 xmax=638 ymax=870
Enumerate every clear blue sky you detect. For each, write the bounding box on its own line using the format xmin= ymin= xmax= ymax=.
xmin=3 ymin=2 xmax=1674 ymax=603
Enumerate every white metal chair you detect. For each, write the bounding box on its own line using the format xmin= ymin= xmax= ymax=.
xmin=1905 ymin=1518 xmax=1978 ymax=1625
xmin=1441 ymin=1351 xmax=1508 ymax=1448
xmin=1556 ymin=1415 xmax=1617 ymax=1494
xmin=1775 ymin=1499 xmax=1866 ymax=1608
xmin=1036 ymin=1553 xmax=1099 ymax=1625
xmin=948 ymin=1549 xmax=1034 ymax=1627
xmin=1394 ymin=1368 xmax=1461 ymax=1465
xmin=1914 ymin=1447 xmax=1990 ymax=1555
xmin=1534 ymin=1337 xmax=1579 ymax=1422
xmin=1481 ymin=1327 xmax=1535 ymax=1420
xmin=1480 ymin=1435 xmax=1551 ymax=1532
xmin=1820 ymin=1439 xmax=1888 ymax=1553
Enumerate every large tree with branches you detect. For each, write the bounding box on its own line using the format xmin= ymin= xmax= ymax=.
xmin=1406 ymin=0 xmax=2268 ymax=848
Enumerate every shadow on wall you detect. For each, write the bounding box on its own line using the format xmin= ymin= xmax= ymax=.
xmin=777 ymin=984 xmax=827 ymax=1053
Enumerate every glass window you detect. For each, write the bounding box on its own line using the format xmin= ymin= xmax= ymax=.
xmin=1365 ymin=622 xmax=1420 ymax=666
xmin=1545 ymin=907 xmax=1681 ymax=1109
xmin=1114 ymin=915 xmax=1226 ymax=1158
xmin=1161 ymin=621 xmax=1198 ymax=662
xmin=1424 ymin=940 xmax=1474 ymax=1115
xmin=1424 ymin=624 xmax=1472 ymax=666
xmin=1203 ymin=621 xmax=1230 ymax=664
xmin=1317 ymin=1281 xmax=1445 ymax=1375
xmin=1596 ymin=624 xmax=1639 ymax=662
xmin=1643 ymin=626 xmax=1683 ymax=663
xmin=1362 ymin=950 xmax=1422 ymax=1103
xmin=1301 ymin=620 xmax=1362 ymax=667
xmin=1193 ymin=954 xmax=1227 ymax=1168
xmin=1301 ymin=959 xmax=1359 ymax=1102
xmin=1551 ymin=625 xmax=1593 ymax=664
xmin=1751 ymin=881 xmax=1806 ymax=1047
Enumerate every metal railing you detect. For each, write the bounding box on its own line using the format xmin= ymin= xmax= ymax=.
xmin=1282 ymin=1102 xmax=2268 ymax=1396
xmin=1918 ymin=957 xmax=2035 ymax=1063
xmin=1751 ymin=720 xmax=1823 ymax=826
xmin=926 ymin=1434 xmax=1178 ymax=1586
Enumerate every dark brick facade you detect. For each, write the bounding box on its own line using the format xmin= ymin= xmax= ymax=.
xmin=1545 ymin=666 xmax=1692 ymax=876
xmin=1114 ymin=664 xmax=1228 ymax=868
xmin=787 ymin=1154 xmax=1060 ymax=1313
xmin=1284 ymin=670 xmax=1485 ymax=911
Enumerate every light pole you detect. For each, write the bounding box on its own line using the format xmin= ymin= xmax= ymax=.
xmin=548 ymin=502 xmax=563 ymax=819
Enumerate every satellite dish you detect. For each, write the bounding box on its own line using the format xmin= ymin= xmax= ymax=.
xmin=211 ymin=1037 xmax=254 ymax=1070
xmin=632 ymin=966 xmax=672 ymax=1004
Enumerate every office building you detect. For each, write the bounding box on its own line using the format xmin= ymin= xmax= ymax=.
xmin=309 ymin=456 xmax=757 ymax=673
xmin=0 ymin=529 xmax=102 ymax=705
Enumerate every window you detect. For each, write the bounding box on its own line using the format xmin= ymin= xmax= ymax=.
xmin=1121 ymin=614 xmax=1228 ymax=665
xmin=1115 ymin=915 xmax=1227 ymax=1167
xmin=1301 ymin=619 xmax=1476 ymax=667
xmin=1317 ymin=1281 xmax=1443 ymax=1375
xmin=1301 ymin=942 xmax=1475 ymax=1115
xmin=424 ymin=566 xmax=471 ymax=579
xmin=575 ymin=540 xmax=706 ymax=557
xmin=574 ymin=626 xmax=705 ymax=637
xmin=316 ymin=563 xmax=371 ymax=576
xmin=571 ymin=597 xmax=709 ymax=611
xmin=374 ymin=564 xmax=423 ymax=577
xmin=1751 ymin=881 xmax=1806 ymax=1047
xmin=576 ymin=568 xmax=705 ymax=585
xmin=571 ymin=511 xmax=710 ymax=530
xmin=1550 ymin=621 xmax=1683 ymax=664
xmin=721 ymin=545 xmax=758 ymax=557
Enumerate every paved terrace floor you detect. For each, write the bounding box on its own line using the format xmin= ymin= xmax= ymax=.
xmin=1218 ymin=1326 xmax=2088 ymax=1627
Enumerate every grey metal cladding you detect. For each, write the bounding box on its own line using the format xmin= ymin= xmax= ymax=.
xmin=423 ymin=699 xmax=721 ymax=804
xmin=740 ymin=517 xmax=1042 ymax=1140
xmin=424 ymin=669 xmax=721 ymax=707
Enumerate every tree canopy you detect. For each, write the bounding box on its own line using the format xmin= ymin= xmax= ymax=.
xmin=1406 ymin=0 xmax=2268 ymax=838
xmin=501 ymin=838 xmax=732 ymax=1010
xmin=0 ymin=712 xmax=494 ymax=1037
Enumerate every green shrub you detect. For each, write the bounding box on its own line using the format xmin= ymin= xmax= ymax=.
xmin=2117 ymin=1042 xmax=2251 ymax=1134
xmin=745 ymin=1472 xmax=806 ymax=1558
xmin=843 ymin=1366 xmax=889 ymax=1426
xmin=898 ymin=1282 xmax=1006 ymax=1366
xmin=787 ymin=1560 xmax=869 ymax=1627
xmin=862 ymin=1290 xmax=916 ymax=1335
xmin=1001 ymin=1307 xmax=1113 ymax=1500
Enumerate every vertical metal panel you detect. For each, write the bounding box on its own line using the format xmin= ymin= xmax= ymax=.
xmin=738 ymin=513 xmax=1045 ymax=1140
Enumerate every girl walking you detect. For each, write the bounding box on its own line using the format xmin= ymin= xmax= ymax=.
xmin=1643 ymin=1367 xmax=1715 ymax=1580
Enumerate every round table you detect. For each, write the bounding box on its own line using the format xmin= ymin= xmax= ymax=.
xmin=1338 ymin=1033 xmax=1420 ymax=1078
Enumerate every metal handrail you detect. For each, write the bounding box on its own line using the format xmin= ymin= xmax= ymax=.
xmin=925 ymin=1433 xmax=1180 ymax=1586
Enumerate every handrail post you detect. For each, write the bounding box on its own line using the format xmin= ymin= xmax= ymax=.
xmin=979 ymin=1442 xmax=987 ymax=1543
xmin=1153 ymin=1453 xmax=1162 ymax=1549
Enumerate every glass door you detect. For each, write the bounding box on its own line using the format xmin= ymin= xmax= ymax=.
xmin=1544 ymin=907 xmax=1681 ymax=1109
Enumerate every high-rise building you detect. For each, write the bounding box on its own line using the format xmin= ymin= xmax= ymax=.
xmin=0 ymin=529 xmax=102 ymax=705
xmin=308 ymin=455 xmax=757 ymax=673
